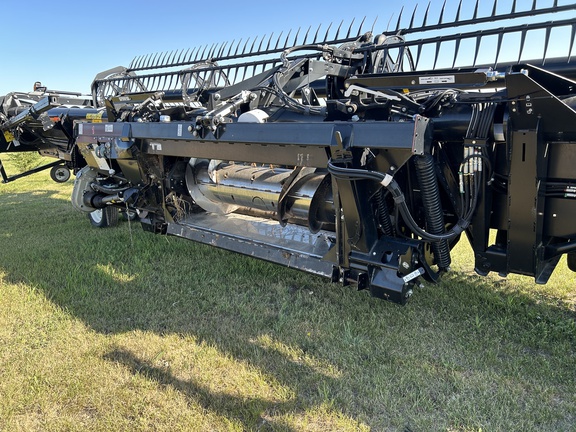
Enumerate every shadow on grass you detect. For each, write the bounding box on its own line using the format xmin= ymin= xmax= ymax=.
xmin=103 ymin=347 xmax=304 ymax=431
xmin=1 ymin=189 xmax=575 ymax=430
xmin=0 ymin=188 xmax=64 ymax=202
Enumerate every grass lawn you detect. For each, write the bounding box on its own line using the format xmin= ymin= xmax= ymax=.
xmin=0 ymin=157 xmax=575 ymax=431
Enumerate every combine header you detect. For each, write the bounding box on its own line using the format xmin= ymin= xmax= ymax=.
xmin=2 ymin=0 xmax=576 ymax=303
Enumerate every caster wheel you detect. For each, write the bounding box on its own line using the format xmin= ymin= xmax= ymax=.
xmin=50 ymin=165 xmax=71 ymax=183
xmin=88 ymin=207 xmax=119 ymax=228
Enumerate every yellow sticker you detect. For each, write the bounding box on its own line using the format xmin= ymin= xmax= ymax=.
xmin=3 ymin=131 xmax=14 ymax=143
xmin=86 ymin=112 xmax=103 ymax=123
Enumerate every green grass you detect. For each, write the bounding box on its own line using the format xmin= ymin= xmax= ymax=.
xmin=0 ymin=159 xmax=575 ymax=431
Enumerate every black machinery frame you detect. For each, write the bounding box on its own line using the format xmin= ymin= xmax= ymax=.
xmin=2 ymin=0 xmax=576 ymax=304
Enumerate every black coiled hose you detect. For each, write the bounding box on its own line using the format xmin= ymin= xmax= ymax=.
xmin=375 ymin=188 xmax=394 ymax=237
xmin=414 ymin=154 xmax=451 ymax=270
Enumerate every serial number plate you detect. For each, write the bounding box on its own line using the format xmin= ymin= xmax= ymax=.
xmin=419 ymin=75 xmax=456 ymax=85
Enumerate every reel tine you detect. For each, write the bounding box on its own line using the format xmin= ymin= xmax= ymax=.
xmin=312 ymin=24 xmax=321 ymax=43
xmin=161 ymin=51 xmax=171 ymax=67
xmin=202 ymin=45 xmax=211 ymax=61
xmin=323 ymin=22 xmax=333 ymax=42
xmin=432 ymin=41 xmax=441 ymax=70
xmin=248 ymin=37 xmax=257 ymax=55
xmin=293 ymin=27 xmax=301 ymax=46
xmin=208 ymin=43 xmax=218 ymax=60
xmin=177 ymin=49 xmax=188 ymax=65
xmin=169 ymin=50 xmax=179 ymax=66
xmin=187 ymin=46 xmax=198 ymax=63
xmin=283 ymin=29 xmax=291 ymax=50
xmin=212 ymin=42 xmax=221 ymax=59
xmin=150 ymin=51 xmax=161 ymax=69
xmin=473 ymin=0 xmax=479 ymax=20
xmin=274 ymin=32 xmax=283 ymax=50
xmin=257 ymin=34 xmax=266 ymax=52
xmin=346 ymin=19 xmax=355 ymax=38
xmin=452 ymin=38 xmax=461 ymax=68
xmin=511 ymin=0 xmax=517 ymax=14
xmin=494 ymin=33 xmax=504 ymax=68
xmin=491 ymin=0 xmax=498 ymax=17
xmin=303 ymin=25 xmax=312 ymax=44
xmin=357 ymin=16 xmax=366 ymax=36
xmin=233 ymin=39 xmax=243 ymax=57
xmin=140 ymin=53 xmax=150 ymax=69
xmin=335 ymin=20 xmax=343 ymax=40
xmin=207 ymin=43 xmax=218 ymax=59
xmin=531 ymin=0 xmax=537 ymax=11
xmin=227 ymin=40 xmax=236 ymax=57
xmin=456 ymin=0 xmax=463 ymax=22
xmin=423 ymin=2 xmax=430 ymax=26
xmin=409 ymin=4 xmax=418 ymax=29
xmin=172 ymin=50 xmax=183 ymax=66
xmin=195 ymin=45 xmax=206 ymax=62
xmin=395 ymin=7 xmax=404 ymax=32
xmin=134 ymin=55 xmax=145 ymax=70
xmin=192 ymin=45 xmax=201 ymax=61
xmin=214 ymin=41 xmax=224 ymax=58
xmin=281 ymin=29 xmax=292 ymax=50
xmin=438 ymin=0 xmax=446 ymax=25
xmin=159 ymin=51 xmax=170 ymax=68
xmin=146 ymin=53 xmax=158 ymax=69
xmin=128 ymin=56 xmax=136 ymax=70
xmin=386 ymin=13 xmax=393 ymax=32
xmin=216 ymin=41 xmax=228 ymax=59
xmin=570 ymin=24 xmax=576 ymax=63
xmin=129 ymin=55 xmax=139 ymax=70
xmin=241 ymin=38 xmax=251 ymax=55
xmin=472 ymin=36 xmax=481 ymax=67
xmin=266 ymin=32 xmax=275 ymax=51
xmin=414 ymin=43 xmax=423 ymax=70
xmin=162 ymin=50 xmax=176 ymax=66
xmin=518 ymin=29 xmax=527 ymax=63
xmin=189 ymin=46 xmax=198 ymax=62
xmin=542 ymin=26 xmax=552 ymax=65
xmin=141 ymin=76 xmax=150 ymax=92
xmin=213 ymin=42 xmax=223 ymax=59
xmin=155 ymin=52 xmax=166 ymax=69
xmin=225 ymin=66 xmax=234 ymax=85
xmin=142 ymin=53 xmax=158 ymax=69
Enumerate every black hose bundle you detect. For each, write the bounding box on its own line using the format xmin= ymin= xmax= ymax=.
xmin=327 ymin=160 xmax=471 ymax=243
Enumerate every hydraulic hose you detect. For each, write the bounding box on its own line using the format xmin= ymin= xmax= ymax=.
xmin=375 ymin=188 xmax=394 ymax=236
xmin=327 ymin=160 xmax=470 ymax=242
xmin=414 ymin=154 xmax=451 ymax=269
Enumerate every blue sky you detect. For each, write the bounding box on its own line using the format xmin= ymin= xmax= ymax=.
xmin=0 ymin=0 xmax=572 ymax=96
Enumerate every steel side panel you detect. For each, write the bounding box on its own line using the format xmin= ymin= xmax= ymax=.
xmin=508 ymin=130 xmax=538 ymax=275
xmin=166 ymin=213 xmax=336 ymax=278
